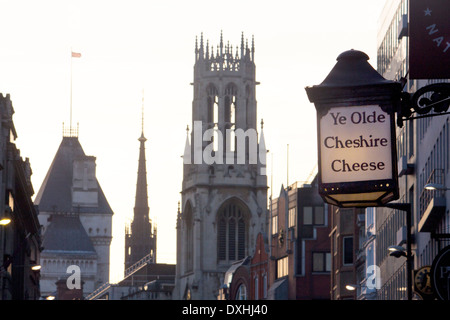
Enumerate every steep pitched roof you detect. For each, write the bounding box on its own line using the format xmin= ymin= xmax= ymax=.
xmin=41 ymin=214 xmax=97 ymax=255
xmin=35 ymin=136 xmax=113 ymax=215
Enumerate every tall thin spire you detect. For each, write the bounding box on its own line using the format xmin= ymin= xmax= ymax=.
xmin=139 ymin=89 xmax=146 ymax=142
xmin=125 ymin=91 xmax=155 ymax=269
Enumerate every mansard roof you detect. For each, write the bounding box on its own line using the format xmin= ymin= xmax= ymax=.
xmin=35 ymin=136 xmax=113 ymax=215
xmin=41 ymin=213 xmax=97 ymax=255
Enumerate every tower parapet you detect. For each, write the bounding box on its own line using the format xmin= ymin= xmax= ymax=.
xmin=195 ymin=31 xmax=255 ymax=75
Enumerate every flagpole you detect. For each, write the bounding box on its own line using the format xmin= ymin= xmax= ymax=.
xmin=70 ymin=48 xmax=73 ymax=133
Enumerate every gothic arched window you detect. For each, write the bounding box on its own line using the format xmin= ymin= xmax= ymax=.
xmin=224 ymin=83 xmax=238 ymax=152
xmin=206 ymin=84 xmax=219 ymax=125
xmin=217 ymin=200 xmax=248 ymax=263
xmin=245 ymin=85 xmax=252 ymax=128
xmin=183 ymin=201 xmax=194 ymax=273
xmin=236 ymin=284 xmax=247 ymax=300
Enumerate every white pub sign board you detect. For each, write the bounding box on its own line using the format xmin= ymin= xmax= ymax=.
xmin=320 ymin=104 xmax=393 ymax=184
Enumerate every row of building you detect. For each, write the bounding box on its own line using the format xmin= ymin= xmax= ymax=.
xmin=1 ymin=0 xmax=449 ymax=300
xmin=172 ymin=0 xmax=450 ymax=301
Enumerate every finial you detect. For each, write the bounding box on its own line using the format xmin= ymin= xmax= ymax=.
xmin=177 ymin=201 xmax=181 ymax=213
xmin=139 ymin=89 xmax=147 ymax=142
xmin=240 ymin=32 xmax=245 ymax=59
xmin=261 ymin=118 xmax=264 ymax=129
xmin=186 ymin=125 xmax=189 ymax=134
xmin=141 ymin=88 xmax=145 ymax=134
xmin=251 ymin=35 xmax=255 ymax=61
xmin=206 ymin=39 xmax=209 ymax=59
xmin=195 ymin=36 xmax=199 ymax=59
xmin=199 ymin=32 xmax=204 ymax=59
xmin=220 ymin=30 xmax=223 ymax=55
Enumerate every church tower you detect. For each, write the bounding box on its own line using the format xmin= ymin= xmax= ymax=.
xmin=124 ymin=100 xmax=157 ymax=272
xmin=174 ymin=32 xmax=268 ymax=300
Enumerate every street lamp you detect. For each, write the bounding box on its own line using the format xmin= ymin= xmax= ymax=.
xmin=388 ymin=245 xmax=407 ymax=258
xmin=385 ymin=202 xmax=413 ymax=301
xmin=424 ymin=183 xmax=450 ymax=191
xmin=345 ymin=284 xmax=360 ymax=291
xmin=0 ymin=218 xmax=11 ymax=226
xmin=305 ymin=49 xmax=402 ymax=208
xmin=31 ymin=264 xmax=41 ymax=271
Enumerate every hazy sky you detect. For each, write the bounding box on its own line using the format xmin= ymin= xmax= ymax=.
xmin=0 ymin=0 xmax=388 ymax=283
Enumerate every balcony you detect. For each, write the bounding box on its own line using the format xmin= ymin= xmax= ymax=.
xmin=419 ymin=169 xmax=447 ymax=232
xmin=419 ymin=196 xmax=446 ymax=232
xmin=397 ymin=156 xmax=414 ymax=177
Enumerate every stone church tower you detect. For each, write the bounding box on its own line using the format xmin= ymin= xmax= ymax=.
xmin=174 ymin=32 xmax=268 ymax=300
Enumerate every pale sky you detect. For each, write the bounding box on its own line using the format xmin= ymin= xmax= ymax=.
xmin=0 ymin=0 xmax=387 ymax=283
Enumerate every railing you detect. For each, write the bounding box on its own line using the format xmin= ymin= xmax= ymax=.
xmin=62 ymin=122 xmax=79 ymax=138
xmin=85 ymin=282 xmax=111 ymax=300
xmin=419 ymin=168 xmax=446 ymax=220
xmin=124 ymin=253 xmax=154 ymax=278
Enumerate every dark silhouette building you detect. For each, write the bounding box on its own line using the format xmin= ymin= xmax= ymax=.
xmin=0 ymin=93 xmax=42 ymax=300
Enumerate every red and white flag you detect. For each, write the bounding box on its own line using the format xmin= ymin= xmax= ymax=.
xmin=71 ymin=51 xmax=81 ymax=58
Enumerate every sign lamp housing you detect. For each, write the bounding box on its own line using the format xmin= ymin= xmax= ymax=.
xmin=305 ymin=50 xmax=402 ymax=208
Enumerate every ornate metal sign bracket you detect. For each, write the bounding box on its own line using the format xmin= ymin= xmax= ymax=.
xmin=397 ymin=83 xmax=450 ymax=127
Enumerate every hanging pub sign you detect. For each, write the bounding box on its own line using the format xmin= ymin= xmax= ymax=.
xmin=305 ymin=50 xmax=402 ymax=208
xmin=409 ymin=0 xmax=450 ymax=79
xmin=430 ymin=245 xmax=450 ymax=300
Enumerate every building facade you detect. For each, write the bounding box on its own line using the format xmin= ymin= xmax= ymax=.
xmin=0 ymin=93 xmax=42 ymax=300
xmin=374 ymin=0 xmax=450 ymax=300
xmin=220 ymin=232 xmax=269 ymax=300
xmin=268 ymin=178 xmax=331 ymax=300
xmin=329 ymin=207 xmax=361 ymax=300
xmin=35 ymin=130 xmax=113 ymax=298
xmin=174 ymin=32 xmax=268 ymax=300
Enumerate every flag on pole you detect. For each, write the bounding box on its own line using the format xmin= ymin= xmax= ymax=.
xmin=71 ymin=51 xmax=81 ymax=58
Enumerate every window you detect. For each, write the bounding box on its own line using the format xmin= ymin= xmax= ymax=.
xmin=304 ymin=207 xmax=313 ymax=225
xmin=254 ymin=276 xmax=259 ymax=300
xmin=225 ymin=83 xmax=237 ymax=152
xmin=343 ymin=237 xmax=353 ymax=265
xmin=8 ymin=192 xmax=14 ymax=211
xmin=271 ymin=215 xmax=278 ymax=236
xmin=236 ymin=284 xmax=247 ymax=300
xmin=303 ymin=206 xmax=324 ymax=225
xmin=312 ymin=252 xmax=331 ymax=272
xmin=288 ymin=207 xmax=296 ymax=228
xmin=218 ymin=201 xmax=248 ymax=262
xmin=314 ymin=206 xmax=324 ymax=225
xmin=206 ymin=84 xmax=219 ymax=151
xmin=184 ymin=202 xmax=194 ymax=272
xmin=263 ymin=274 xmax=267 ymax=299
xmin=276 ymin=256 xmax=289 ymax=279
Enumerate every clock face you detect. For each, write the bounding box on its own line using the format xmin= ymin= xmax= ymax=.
xmin=414 ymin=266 xmax=433 ymax=295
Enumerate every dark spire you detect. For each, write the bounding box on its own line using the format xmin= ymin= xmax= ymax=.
xmin=125 ymin=92 xmax=156 ymax=271
xmin=135 ymin=90 xmax=149 ymax=220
